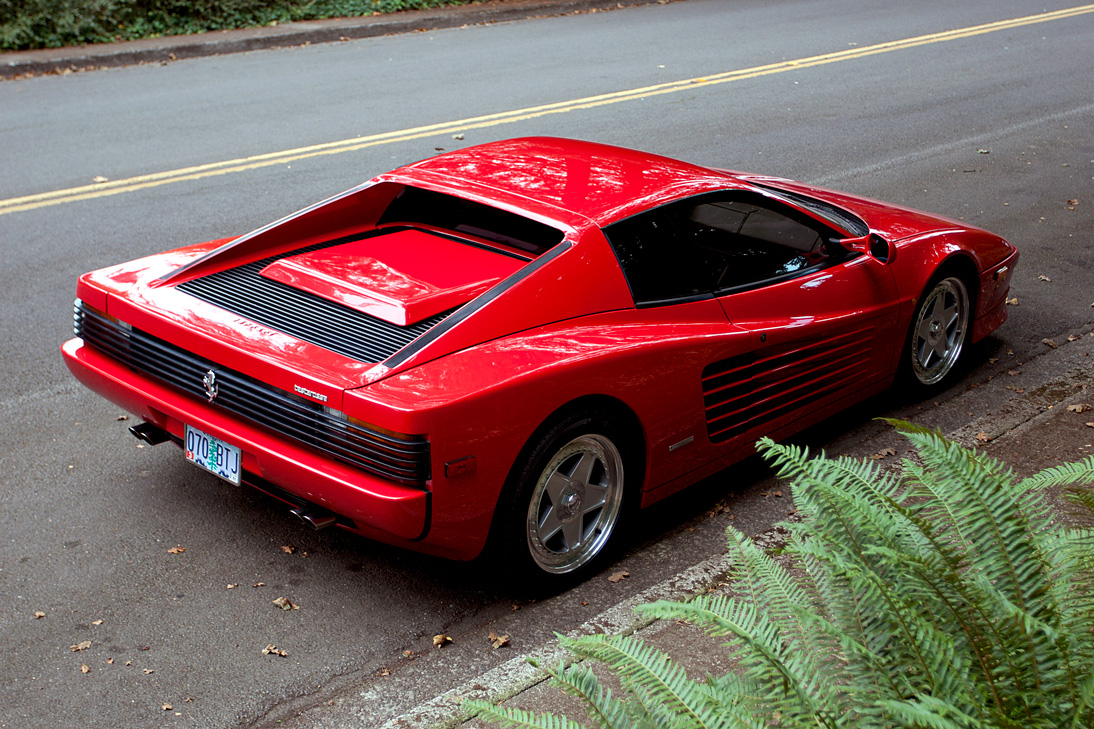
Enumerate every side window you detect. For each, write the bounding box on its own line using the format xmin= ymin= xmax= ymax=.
xmin=604 ymin=192 xmax=838 ymax=305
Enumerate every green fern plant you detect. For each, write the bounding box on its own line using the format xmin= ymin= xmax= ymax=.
xmin=468 ymin=420 xmax=1094 ymax=729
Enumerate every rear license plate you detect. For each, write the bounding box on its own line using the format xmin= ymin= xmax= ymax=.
xmin=184 ymin=424 xmax=241 ymax=485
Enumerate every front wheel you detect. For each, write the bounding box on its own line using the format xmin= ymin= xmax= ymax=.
xmin=495 ymin=411 xmax=636 ymax=588
xmin=905 ymin=275 xmax=970 ymax=388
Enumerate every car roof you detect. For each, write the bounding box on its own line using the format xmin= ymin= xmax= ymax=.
xmin=392 ymin=137 xmax=752 ymax=227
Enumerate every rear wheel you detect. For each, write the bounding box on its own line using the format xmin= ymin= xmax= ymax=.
xmin=905 ymin=275 xmax=970 ymax=389
xmin=496 ymin=411 xmax=636 ymax=587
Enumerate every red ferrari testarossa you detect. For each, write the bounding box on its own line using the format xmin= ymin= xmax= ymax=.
xmin=63 ymin=137 xmax=1017 ymax=582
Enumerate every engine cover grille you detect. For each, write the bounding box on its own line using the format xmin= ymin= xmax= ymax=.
xmin=177 ymin=231 xmax=454 ymax=364
xmin=74 ymin=300 xmax=430 ymax=487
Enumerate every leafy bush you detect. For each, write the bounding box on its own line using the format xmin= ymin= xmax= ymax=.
xmin=0 ymin=0 xmax=476 ymax=51
xmin=470 ymin=420 xmax=1094 ymax=728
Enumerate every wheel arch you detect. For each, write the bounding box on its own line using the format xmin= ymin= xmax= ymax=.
xmin=511 ymin=393 xmax=648 ymax=492
xmin=483 ymin=393 xmax=648 ymax=557
xmin=928 ymin=252 xmax=980 ymax=313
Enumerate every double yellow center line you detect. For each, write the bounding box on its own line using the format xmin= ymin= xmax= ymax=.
xmin=3 ymin=3 xmax=1092 ymax=217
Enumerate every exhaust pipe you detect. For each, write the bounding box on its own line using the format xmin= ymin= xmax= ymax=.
xmin=129 ymin=422 xmax=170 ymax=445
xmin=290 ymin=507 xmax=337 ymax=531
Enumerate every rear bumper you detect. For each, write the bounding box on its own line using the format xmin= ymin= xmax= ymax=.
xmin=62 ymin=337 xmax=429 ymax=542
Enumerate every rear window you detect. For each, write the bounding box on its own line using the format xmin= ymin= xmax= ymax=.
xmin=378 ymin=186 xmax=564 ymax=256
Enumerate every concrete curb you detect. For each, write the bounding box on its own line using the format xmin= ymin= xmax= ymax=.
xmin=1 ymin=0 xmax=664 ymax=79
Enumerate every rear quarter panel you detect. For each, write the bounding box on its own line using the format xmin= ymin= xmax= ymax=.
xmin=353 ymin=299 xmax=751 ymax=560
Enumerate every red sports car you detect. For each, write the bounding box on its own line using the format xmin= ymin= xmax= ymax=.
xmin=63 ymin=138 xmax=1017 ymax=583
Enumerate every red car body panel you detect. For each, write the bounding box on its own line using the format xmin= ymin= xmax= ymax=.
xmin=63 ymin=137 xmax=1018 ymax=562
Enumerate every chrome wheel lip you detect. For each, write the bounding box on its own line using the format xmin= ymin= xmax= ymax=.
xmin=911 ymin=277 xmax=969 ymax=386
xmin=525 ymin=434 xmax=624 ymax=575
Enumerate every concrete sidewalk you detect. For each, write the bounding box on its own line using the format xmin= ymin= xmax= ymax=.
xmin=1 ymin=0 xmax=662 ymax=79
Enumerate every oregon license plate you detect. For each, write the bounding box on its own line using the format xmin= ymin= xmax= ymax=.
xmin=184 ymin=424 xmax=241 ymax=485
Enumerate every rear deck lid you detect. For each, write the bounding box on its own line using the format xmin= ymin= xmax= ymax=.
xmin=259 ymin=229 xmax=525 ymax=326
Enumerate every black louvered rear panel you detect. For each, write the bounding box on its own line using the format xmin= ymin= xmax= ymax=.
xmin=74 ymin=301 xmax=430 ymax=486
xmin=703 ymin=325 xmax=873 ymax=443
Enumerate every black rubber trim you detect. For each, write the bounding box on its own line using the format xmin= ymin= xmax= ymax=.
xmin=382 ymin=240 xmax=573 ymax=368
xmin=409 ymin=491 xmax=432 ymax=542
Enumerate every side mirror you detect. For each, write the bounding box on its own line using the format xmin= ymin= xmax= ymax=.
xmin=831 ymin=233 xmax=895 ymax=264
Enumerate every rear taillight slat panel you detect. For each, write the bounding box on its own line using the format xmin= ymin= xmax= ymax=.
xmin=74 ymin=301 xmax=430 ymax=487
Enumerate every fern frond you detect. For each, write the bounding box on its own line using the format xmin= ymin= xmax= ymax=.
xmin=879 ymin=694 xmax=985 ymax=729
xmin=636 ymin=596 xmax=838 ymax=724
xmin=559 ymin=633 xmax=719 ymax=729
xmin=551 ymin=661 xmax=644 ymax=729
xmin=723 ymin=526 xmax=831 ymax=659
xmin=1020 ymin=455 xmax=1094 ymax=490
xmin=466 ymin=699 xmax=586 ymax=729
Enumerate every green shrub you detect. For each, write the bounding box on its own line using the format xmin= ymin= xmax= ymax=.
xmin=470 ymin=420 xmax=1094 ymax=728
xmin=0 ymin=0 xmax=477 ymax=51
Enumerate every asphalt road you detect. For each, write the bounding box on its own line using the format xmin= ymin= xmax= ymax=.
xmin=1 ymin=1 xmax=1092 ymax=727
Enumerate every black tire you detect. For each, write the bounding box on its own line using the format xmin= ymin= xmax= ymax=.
xmin=494 ymin=410 xmax=638 ymax=589
xmin=901 ymin=274 xmax=971 ymax=391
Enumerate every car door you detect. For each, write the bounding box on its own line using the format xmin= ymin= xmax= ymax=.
xmin=602 ymin=188 xmax=900 ymax=482
xmin=700 ymin=193 xmax=901 ymax=444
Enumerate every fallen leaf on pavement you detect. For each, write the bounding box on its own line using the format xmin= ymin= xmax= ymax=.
xmin=226 ymin=584 xmax=238 ymax=590
xmin=378 ymin=667 xmax=391 ymax=676
xmin=433 ymin=634 xmax=452 ymax=648
xmin=869 ymin=447 xmax=897 ymax=460
xmin=1068 ymin=335 xmax=1080 ymax=342
xmin=162 ymin=703 xmax=172 ymax=711
xmin=1038 ymin=275 xmax=1052 ymax=282
xmin=92 ymin=175 xmax=109 ymax=183
xmin=92 ymin=619 xmax=103 ymax=626
xmin=70 ymin=641 xmax=91 ymax=652
xmin=402 ymin=650 xmax=414 ymax=659
xmin=488 ymin=630 xmax=510 ymax=649
xmin=280 ymin=545 xmax=296 ymax=554
xmin=1067 ymin=404 xmax=1091 ymax=413
xmin=1006 ymin=297 xmax=1018 ymax=305
xmin=81 ymin=664 xmax=90 ymax=674
xmin=262 ymin=643 xmax=288 ymax=657
xmin=143 ymin=669 xmax=154 ymax=674
xmin=1086 ymin=423 xmax=1094 ymax=429
xmin=1042 ymin=338 xmax=1058 ymax=349
xmin=253 ymin=582 xmax=265 ymax=588
xmin=34 ymin=611 xmax=45 ymax=619
xmin=271 ymin=597 xmax=298 ymax=611
xmin=976 ymin=432 xmax=991 ymax=443
xmin=107 ymin=658 xmax=114 ymax=664
xmin=166 ymin=546 xmax=185 ymax=554
xmin=452 ymin=133 xmax=464 ymax=140
xmin=608 ymin=570 xmax=630 ymax=583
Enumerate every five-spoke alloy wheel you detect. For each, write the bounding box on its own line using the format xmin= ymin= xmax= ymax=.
xmin=525 ymin=433 xmax=625 ymax=575
xmin=495 ymin=410 xmax=637 ymax=587
xmin=909 ymin=275 xmax=970 ymax=387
